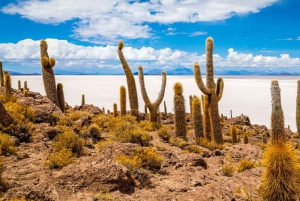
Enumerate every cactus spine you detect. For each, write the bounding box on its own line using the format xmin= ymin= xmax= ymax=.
xmin=0 ymin=61 xmax=3 ymax=87
xmin=117 ymin=41 xmax=139 ymax=121
xmin=192 ymin=96 xmax=204 ymax=138
xmin=57 ymin=83 xmax=65 ymax=112
xmin=231 ymin=124 xmax=238 ymax=144
xmin=113 ymin=103 xmax=118 ymax=117
xmin=193 ymin=37 xmax=224 ymax=144
xmin=202 ymin=95 xmax=212 ymax=141
xmin=4 ymin=71 xmax=11 ymax=102
xmin=120 ymin=85 xmax=126 ymax=116
xmin=296 ymin=80 xmax=300 ymax=135
xmin=138 ymin=66 xmax=166 ymax=122
xmin=40 ymin=40 xmax=59 ymax=107
xmin=164 ymin=100 xmax=167 ymax=116
xmin=270 ymin=80 xmax=285 ymax=144
xmin=174 ymin=83 xmax=186 ymax=139
xmin=18 ymin=80 xmax=21 ymax=90
xmin=0 ymin=101 xmax=12 ymax=126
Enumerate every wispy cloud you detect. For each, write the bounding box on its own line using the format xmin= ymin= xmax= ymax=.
xmin=274 ymin=38 xmax=293 ymax=41
xmin=189 ymin=31 xmax=208 ymax=37
xmin=1 ymin=0 xmax=279 ymax=43
xmin=297 ymin=36 xmax=300 ymax=40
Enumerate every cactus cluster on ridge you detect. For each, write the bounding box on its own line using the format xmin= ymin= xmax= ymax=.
xmin=193 ymin=37 xmax=224 ymax=144
xmin=117 ymin=41 xmax=140 ymax=121
xmin=138 ymin=66 xmax=166 ymax=122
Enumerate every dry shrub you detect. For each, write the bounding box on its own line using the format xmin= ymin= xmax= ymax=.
xmin=139 ymin=121 xmax=161 ymax=131
xmin=92 ymin=114 xmax=110 ymax=128
xmin=221 ymin=164 xmax=235 ymax=177
xmin=6 ymin=197 xmax=28 ymax=201
xmin=186 ymin=145 xmax=203 ymax=155
xmin=157 ymin=125 xmax=172 ymax=142
xmin=87 ymin=123 xmax=102 ymax=140
xmin=57 ymin=110 xmax=92 ymax=127
xmin=196 ymin=137 xmax=224 ymax=151
xmin=237 ymin=159 xmax=255 ymax=172
xmin=0 ymin=157 xmax=7 ymax=194
xmin=117 ymin=147 xmax=162 ymax=171
xmin=169 ymin=137 xmax=187 ymax=149
xmin=45 ymin=148 xmax=76 ymax=169
xmin=0 ymin=132 xmax=15 ymax=156
xmin=95 ymin=189 xmax=117 ymax=201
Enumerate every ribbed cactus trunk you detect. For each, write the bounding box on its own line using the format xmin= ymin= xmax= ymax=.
xmin=40 ymin=40 xmax=59 ymax=107
xmin=81 ymin=94 xmax=85 ymax=106
xmin=192 ymin=96 xmax=204 ymax=138
xmin=270 ymin=80 xmax=285 ymax=144
xmin=120 ymin=86 xmax=126 ymax=116
xmin=24 ymin=89 xmax=28 ymax=97
xmin=0 ymin=61 xmax=3 ymax=87
xmin=18 ymin=80 xmax=21 ymax=90
xmin=57 ymin=83 xmax=65 ymax=112
xmin=201 ymin=95 xmax=212 ymax=141
xmin=194 ymin=37 xmax=224 ymax=144
xmin=24 ymin=81 xmax=28 ymax=91
xmin=231 ymin=124 xmax=238 ymax=143
xmin=117 ymin=41 xmax=140 ymax=121
xmin=113 ymin=103 xmax=118 ymax=117
xmin=138 ymin=66 xmax=166 ymax=123
xmin=144 ymin=105 xmax=147 ymax=114
xmin=4 ymin=71 xmax=11 ymax=102
xmin=164 ymin=100 xmax=167 ymax=116
xmin=296 ymin=80 xmax=300 ymax=135
xmin=174 ymin=83 xmax=186 ymax=139
xmin=0 ymin=101 xmax=12 ymax=126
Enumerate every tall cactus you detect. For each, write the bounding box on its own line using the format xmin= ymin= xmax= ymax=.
xmin=194 ymin=37 xmax=224 ymax=144
xmin=120 ymin=85 xmax=126 ymax=116
xmin=0 ymin=101 xmax=12 ymax=126
xmin=138 ymin=66 xmax=166 ymax=122
xmin=117 ymin=41 xmax=139 ymax=121
xmin=0 ymin=61 xmax=3 ymax=87
xmin=18 ymin=80 xmax=21 ymax=90
xmin=192 ymin=96 xmax=204 ymax=138
xmin=201 ymin=95 xmax=212 ymax=141
xmin=270 ymin=80 xmax=285 ymax=144
xmin=57 ymin=83 xmax=65 ymax=112
xmin=231 ymin=124 xmax=238 ymax=143
xmin=113 ymin=103 xmax=118 ymax=117
xmin=4 ymin=71 xmax=11 ymax=102
xmin=164 ymin=100 xmax=167 ymax=116
xmin=81 ymin=94 xmax=85 ymax=106
xmin=40 ymin=40 xmax=59 ymax=107
xmin=296 ymin=80 xmax=300 ymax=135
xmin=174 ymin=82 xmax=186 ymax=139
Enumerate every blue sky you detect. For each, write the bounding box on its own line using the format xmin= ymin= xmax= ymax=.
xmin=0 ymin=0 xmax=299 ymax=74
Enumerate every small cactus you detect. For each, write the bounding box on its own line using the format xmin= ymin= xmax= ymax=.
xmin=270 ymin=80 xmax=285 ymax=144
xmin=296 ymin=80 xmax=300 ymax=135
xmin=189 ymin=95 xmax=193 ymax=114
xmin=4 ymin=71 xmax=11 ymax=102
xmin=57 ymin=83 xmax=65 ymax=112
xmin=102 ymin=107 xmax=105 ymax=114
xmin=113 ymin=103 xmax=118 ymax=117
xmin=120 ymin=85 xmax=126 ymax=116
xmin=18 ymin=80 xmax=21 ymax=90
xmin=40 ymin=40 xmax=59 ymax=107
xmin=117 ymin=41 xmax=139 ymax=121
xmin=192 ymin=96 xmax=204 ymax=138
xmin=164 ymin=100 xmax=167 ymax=116
xmin=202 ymin=95 xmax=212 ymax=141
xmin=231 ymin=124 xmax=238 ymax=144
xmin=0 ymin=101 xmax=12 ymax=126
xmin=0 ymin=61 xmax=3 ymax=87
xmin=138 ymin=66 xmax=166 ymax=122
xmin=24 ymin=89 xmax=28 ymax=97
xmin=24 ymin=81 xmax=28 ymax=91
xmin=243 ymin=134 xmax=248 ymax=144
xmin=81 ymin=94 xmax=85 ymax=106
xmin=174 ymin=82 xmax=186 ymax=139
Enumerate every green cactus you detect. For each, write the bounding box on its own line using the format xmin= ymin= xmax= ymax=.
xmin=0 ymin=61 xmax=3 ymax=87
xmin=201 ymin=95 xmax=212 ymax=141
xmin=189 ymin=95 xmax=193 ymax=114
xmin=174 ymin=82 xmax=186 ymax=139
xmin=164 ymin=100 xmax=167 ymax=116
xmin=0 ymin=101 xmax=12 ymax=126
xmin=138 ymin=66 xmax=166 ymax=122
xmin=296 ymin=80 xmax=300 ymax=135
xmin=4 ymin=71 xmax=11 ymax=102
xmin=192 ymin=96 xmax=204 ymax=138
xmin=57 ymin=83 xmax=65 ymax=112
xmin=117 ymin=41 xmax=139 ymax=121
xmin=193 ymin=37 xmax=224 ymax=144
xmin=270 ymin=80 xmax=285 ymax=144
xmin=243 ymin=134 xmax=248 ymax=144
xmin=40 ymin=40 xmax=59 ymax=107
xmin=113 ymin=103 xmax=118 ymax=117
xmin=18 ymin=80 xmax=21 ymax=90
xmin=231 ymin=124 xmax=238 ymax=144
xmin=82 ymin=94 xmax=85 ymax=106
xmin=120 ymin=85 xmax=126 ymax=116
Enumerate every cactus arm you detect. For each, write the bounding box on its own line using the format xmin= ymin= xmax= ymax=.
xmin=49 ymin=58 xmax=56 ymax=68
xmin=153 ymin=71 xmax=167 ymax=107
xmin=138 ymin=66 xmax=152 ymax=106
xmin=194 ymin=63 xmax=210 ymax=95
xmin=216 ymin=78 xmax=224 ymax=102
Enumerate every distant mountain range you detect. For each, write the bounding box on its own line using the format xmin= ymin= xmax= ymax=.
xmin=7 ymin=67 xmax=300 ymax=76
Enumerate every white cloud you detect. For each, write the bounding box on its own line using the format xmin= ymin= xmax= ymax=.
xmin=275 ymin=38 xmax=293 ymax=41
xmin=297 ymin=36 xmax=300 ymax=40
xmin=0 ymin=39 xmax=299 ymax=70
xmin=1 ymin=0 xmax=279 ymax=42
xmin=189 ymin=31 xmax=208 ymax=37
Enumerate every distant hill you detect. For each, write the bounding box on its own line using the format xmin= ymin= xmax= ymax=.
xmin=133 ymin=67 xmax=194 ymax=75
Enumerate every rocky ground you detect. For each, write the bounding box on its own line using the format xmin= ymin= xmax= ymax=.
xmin=0 ymin=87 xmax=298 ymax=201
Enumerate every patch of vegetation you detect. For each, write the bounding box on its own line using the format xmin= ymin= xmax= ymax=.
xmin=221 ymin=164 xmax=235 ymax=177
xmin=169 ymin=137 xmax=187 ymax=149
xmin=185 ymin=145 xmax=203 ymax=155
xmin=157 ymin=125 xmax=172 ymax=142
xmin=237 ymin=159 xmax=255 ymax=172
xmin=45 ymin=148 xmax=76 ymax=169
xmin=92 ymin=114 xmax=110 ymax=128
xmin=95 ymin=189 xmax=118 ymax=201
xmin=139 ymin=121 xmax=161 ymax=131
xmin=0 ymin=157 xmax=8 ymax=195
xmin=196 ymin=137 xmax=224 ymax=151
xmin=87 ymin=123 xmax=102 ymax=140
xmin=0 ymin=132 xmax=15 ymax=156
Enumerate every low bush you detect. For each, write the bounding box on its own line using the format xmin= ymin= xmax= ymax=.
xmin=92 ymin=114 xmax=110 ymax=128
xmin=0 ymin=132 xmax=15 ymax=156
xmin=45 ymin=148 xmax=76 ymax=169
xmin=237 ymin=159 xmax=255 ymax=172
xmin=186 ymin=145 xmax=203 ymax=155
xmin=196 ymin=137 xmax=224 ymax=151
xmin=169 ymin=137 xmax=187 ymax=149
xmin=221 ymin=164 xmax=235 ymax=177
xmin=157 ymin=125 xmax=172 ymax=142
xmin=87 ymin=123 xmax=102 ymax=140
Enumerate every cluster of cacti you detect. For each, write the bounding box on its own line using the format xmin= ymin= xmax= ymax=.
xmin=113 ymin=103 xmax=118 ymax=117
xmin=138 ymin=66 xmax=166 ymax=122
xmin=296 ymin=80 xmax=300 ymax=135
xmin=117 ymin=41 xmax=140 ymax=121
xmin=192 ymin=96 xmax=204 ymax=138
xmin=202 ymin=95 xmax=212 ymax=141
xmin=231 ymin=124 xmax=238 ymax=143
xmin=0 ymin=101 xmax=12 ymax=126
xmin=57 ymin=83 xmax=65 ymax=112
xmin=82 ymin=94 xmax=85 ymax=106
xmin=4 ymin=71 xmax=11 ymax=102
xmin=0 ymin=61 xmax=3 ymax=87
xmin=270 ymin=80 xmax=285 ymax=144
xmin=120 ymin=86 xmax=126 ymax=116
xmin=174 ymin=82 xmax=186 ymax=138
xmin=193 ymin=37 xmax=224 ymax=144
xmin=40 ymin=40 xmax=59 ymax=107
